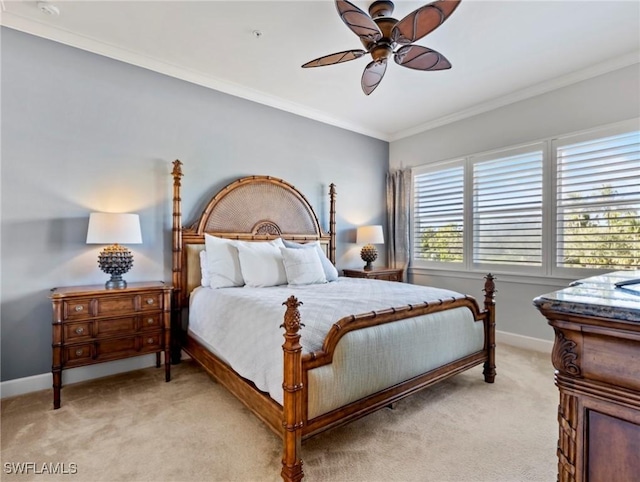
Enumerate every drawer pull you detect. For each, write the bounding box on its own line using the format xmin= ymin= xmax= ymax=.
xmin=75 ymin=327 xmax=84 ymax=335
xmin=147 ymin=318 xmax=154 ymax=324
xmin=146 ymin=298 xmax=155 ymax=305
xmin=75 ymin=305 xmax=84 ymax=312
xmin=75 ymin=349 xmax=84 ymax=356
xmin=147 ymin=338 xmax=155 ymax=344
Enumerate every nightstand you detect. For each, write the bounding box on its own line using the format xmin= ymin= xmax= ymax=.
xmin=49 ymin=281 xmax=172 ymax=409
xmin=342 ymin=267 xmax=404 ymax=282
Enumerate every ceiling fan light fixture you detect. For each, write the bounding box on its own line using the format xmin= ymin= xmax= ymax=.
xmin=370 ymin=44 xmax=392 ymax=62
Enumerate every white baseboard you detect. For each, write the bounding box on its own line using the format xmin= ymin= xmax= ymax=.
xmin=0 ymin=355 xmax=157 ymax=400
xmin=497 ymin=330 xmax=553 ymax=354
xmin=1 ymin=333 xmax=550 ymax=400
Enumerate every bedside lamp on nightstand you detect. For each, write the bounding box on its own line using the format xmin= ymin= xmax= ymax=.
xmin=357 ymin=225 xmax=384 ymax=271
xmin=86 ymin=212 xmax=142 ymax=289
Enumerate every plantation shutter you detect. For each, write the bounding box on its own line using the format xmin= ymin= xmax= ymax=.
xmin=413 ymin=164 xmax=464 ymax=263
xmin=556 ymin=130 xmax=640 ymax=269
xmin=472 ymin=148 xmax=543 ymax=267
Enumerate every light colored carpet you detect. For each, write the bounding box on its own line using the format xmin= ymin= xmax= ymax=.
xmin=1 ymin=344 xmax=558 ymax=481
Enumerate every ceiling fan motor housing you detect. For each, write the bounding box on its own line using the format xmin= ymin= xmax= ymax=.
xmin=369 ymin=0 xmax=394 ymax=18
xmin=360 ymin=7 xmax=398 ymax=60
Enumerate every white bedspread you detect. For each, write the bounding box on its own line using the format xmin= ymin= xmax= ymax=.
xmin=189 ymin=277 xmax=469 ymax=405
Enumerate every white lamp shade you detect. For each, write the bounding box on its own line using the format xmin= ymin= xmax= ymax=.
xmin=86 ymin=213 xmax=142 ymax=244
xmin=356 ymin=225 xmax=384 ymax=245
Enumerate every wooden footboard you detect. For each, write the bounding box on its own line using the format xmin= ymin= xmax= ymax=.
xmin=280 ymin=275 xmax=497 ymax=481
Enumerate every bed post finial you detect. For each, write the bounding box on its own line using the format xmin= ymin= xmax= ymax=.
xmin=171 ymin=160 xmax=184 ymax=364
xmin=483 ymin=273 xmax=497 ymax=383
xmin=281 ymin=296 xmax=304 ymax=482
xmin=172 ymin=159 xmax=183 ymax=183
xmin=329 ymin=183 xmax=336 ymax=265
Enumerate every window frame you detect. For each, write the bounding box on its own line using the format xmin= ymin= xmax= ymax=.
xmin=410 ymin=118 xmax=639 ymax=279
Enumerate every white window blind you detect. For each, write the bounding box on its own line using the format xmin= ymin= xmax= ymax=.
xmin=556 ymin=130 xmax=640 ymax=269
xmin=413 ymin=164 xmax=464 ymax=263
xmin=472 ymin=150 xmax=543 ymax=267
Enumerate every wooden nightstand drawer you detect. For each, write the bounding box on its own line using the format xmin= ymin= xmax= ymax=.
xmin=140 ymin=314 xmax=161 ymax=330
xmin=63 ymin=299 xmax=92 ymax=321
xmin=65 ymin=344 xmax=93 ymax=365
xmin=94 ymin=316 xmax=137 ymax=337
xmin=94 ymin=333 xmax=163 ymax=360
xmin=95 ymin=295 xmax=138 ymax=317
xmin=64 ymin=321 xmax=92 ymax=341
xmin=95 ymin=335 xmax=139 ymax=359
xmin=139 ymin=293 xmax=162 ymax=311
xmin=140 ymin=333 xmax=162 ymax=351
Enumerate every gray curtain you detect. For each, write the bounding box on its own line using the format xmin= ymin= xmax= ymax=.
xmin=386 ymin=169 xmax=412 ymax=273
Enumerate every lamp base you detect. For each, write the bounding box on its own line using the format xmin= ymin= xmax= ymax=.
xmin=105 ymin=275 xmax=127 ymax=290
xmin=98 ymin=244 xmax=134 ymax=290
xmin=360 ymin=244 xmax=378 ymax=271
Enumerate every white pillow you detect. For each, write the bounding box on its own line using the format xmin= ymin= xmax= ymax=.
xmin=281 ymin=239 xmax=339 ymax=282
xmin=199 ymin=250 xmax=210 ymax=287
xmin=280 ymin=247 xmax=327 ymax=286
xmin=204 ymin=234 xmax=244 ymax=288
xmin=235 ymin=238 xmax=287 ymax=288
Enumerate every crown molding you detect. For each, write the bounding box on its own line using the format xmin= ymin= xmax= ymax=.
xmin=0 ymin=13 xmax=390 ymax=141
xmin=390 ymin=51 xmax=640 ymax=141
xmin=2 ymin=12 xmax=637 ymax=144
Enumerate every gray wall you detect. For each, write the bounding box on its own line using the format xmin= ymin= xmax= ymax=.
xmin=1 ymin=28 xmax=389 ymax=382
xmin=390 ymin=63 xmax=640 ymax=342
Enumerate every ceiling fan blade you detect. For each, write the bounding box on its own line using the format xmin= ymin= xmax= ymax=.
xmin=302 ymin=49 xmax=366 ymax=68
xmin=392 ymin=0 xmax=461 ymax=45
xmin=361 ymin=59 xmax=387 ymax=95
xmin=394 ymin=45 xmax=451 ymax=70
xmin=336 ymin=0 xmax=382 ymax=44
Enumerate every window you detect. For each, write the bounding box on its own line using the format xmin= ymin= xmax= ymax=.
xmin=411 ymin=120 xmax=639 ymax=276
xmin=555 ymin=130 xmax=640 ymax=270
xmin=413 ymin=162 xmax=464 ymax=263
xmin=472 ymin=148 xmax=543 ymax=268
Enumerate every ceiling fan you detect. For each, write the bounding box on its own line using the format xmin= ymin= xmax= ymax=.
xmin=302 ymin=0 xmax=461 ymax=95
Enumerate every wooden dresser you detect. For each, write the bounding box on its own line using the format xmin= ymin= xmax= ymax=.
xmin=534 ymin=271 xmax=640 ymax=482
xmin=50 ymin=281 xmax=172 ymax=409
xmin=342 ymin=267 xmax=403 ymax=282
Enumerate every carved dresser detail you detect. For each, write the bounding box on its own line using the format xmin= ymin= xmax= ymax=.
xmin=534 ymin=271 xmax=640 ymax=482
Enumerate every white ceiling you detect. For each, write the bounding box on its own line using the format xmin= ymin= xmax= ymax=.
xmin=2 ymin=0 xmax=639 ymax=141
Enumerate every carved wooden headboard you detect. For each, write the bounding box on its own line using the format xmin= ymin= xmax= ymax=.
xmin=171 ymin=160 xmax=336 ymax=309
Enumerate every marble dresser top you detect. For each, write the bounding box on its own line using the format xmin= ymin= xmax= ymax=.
xmin=533 ymin=270 xmax=640 ymax=322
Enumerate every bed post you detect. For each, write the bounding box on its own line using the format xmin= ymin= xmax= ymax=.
xmin=483 ymin=273 xmax=497 ymax=383
xmin=171 ymin=160 xmax=183 ymax=364
xmin=329 ymin=183 xmax=336 ymax=265
xmin=281 ymin=296 xmax=304 ymax=482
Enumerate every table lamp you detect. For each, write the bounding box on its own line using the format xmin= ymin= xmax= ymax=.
xmin=86 ymin=213 xmax=142 ymax=289
xmin=356 ymin=225 xmax=384 ymax=271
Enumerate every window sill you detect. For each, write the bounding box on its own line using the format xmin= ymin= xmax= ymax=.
xmin=408 ymin=266 xmax=578 ymax=288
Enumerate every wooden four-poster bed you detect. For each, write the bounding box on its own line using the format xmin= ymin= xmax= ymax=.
xmin=170 ymin=160 xmax=496 ymax=481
